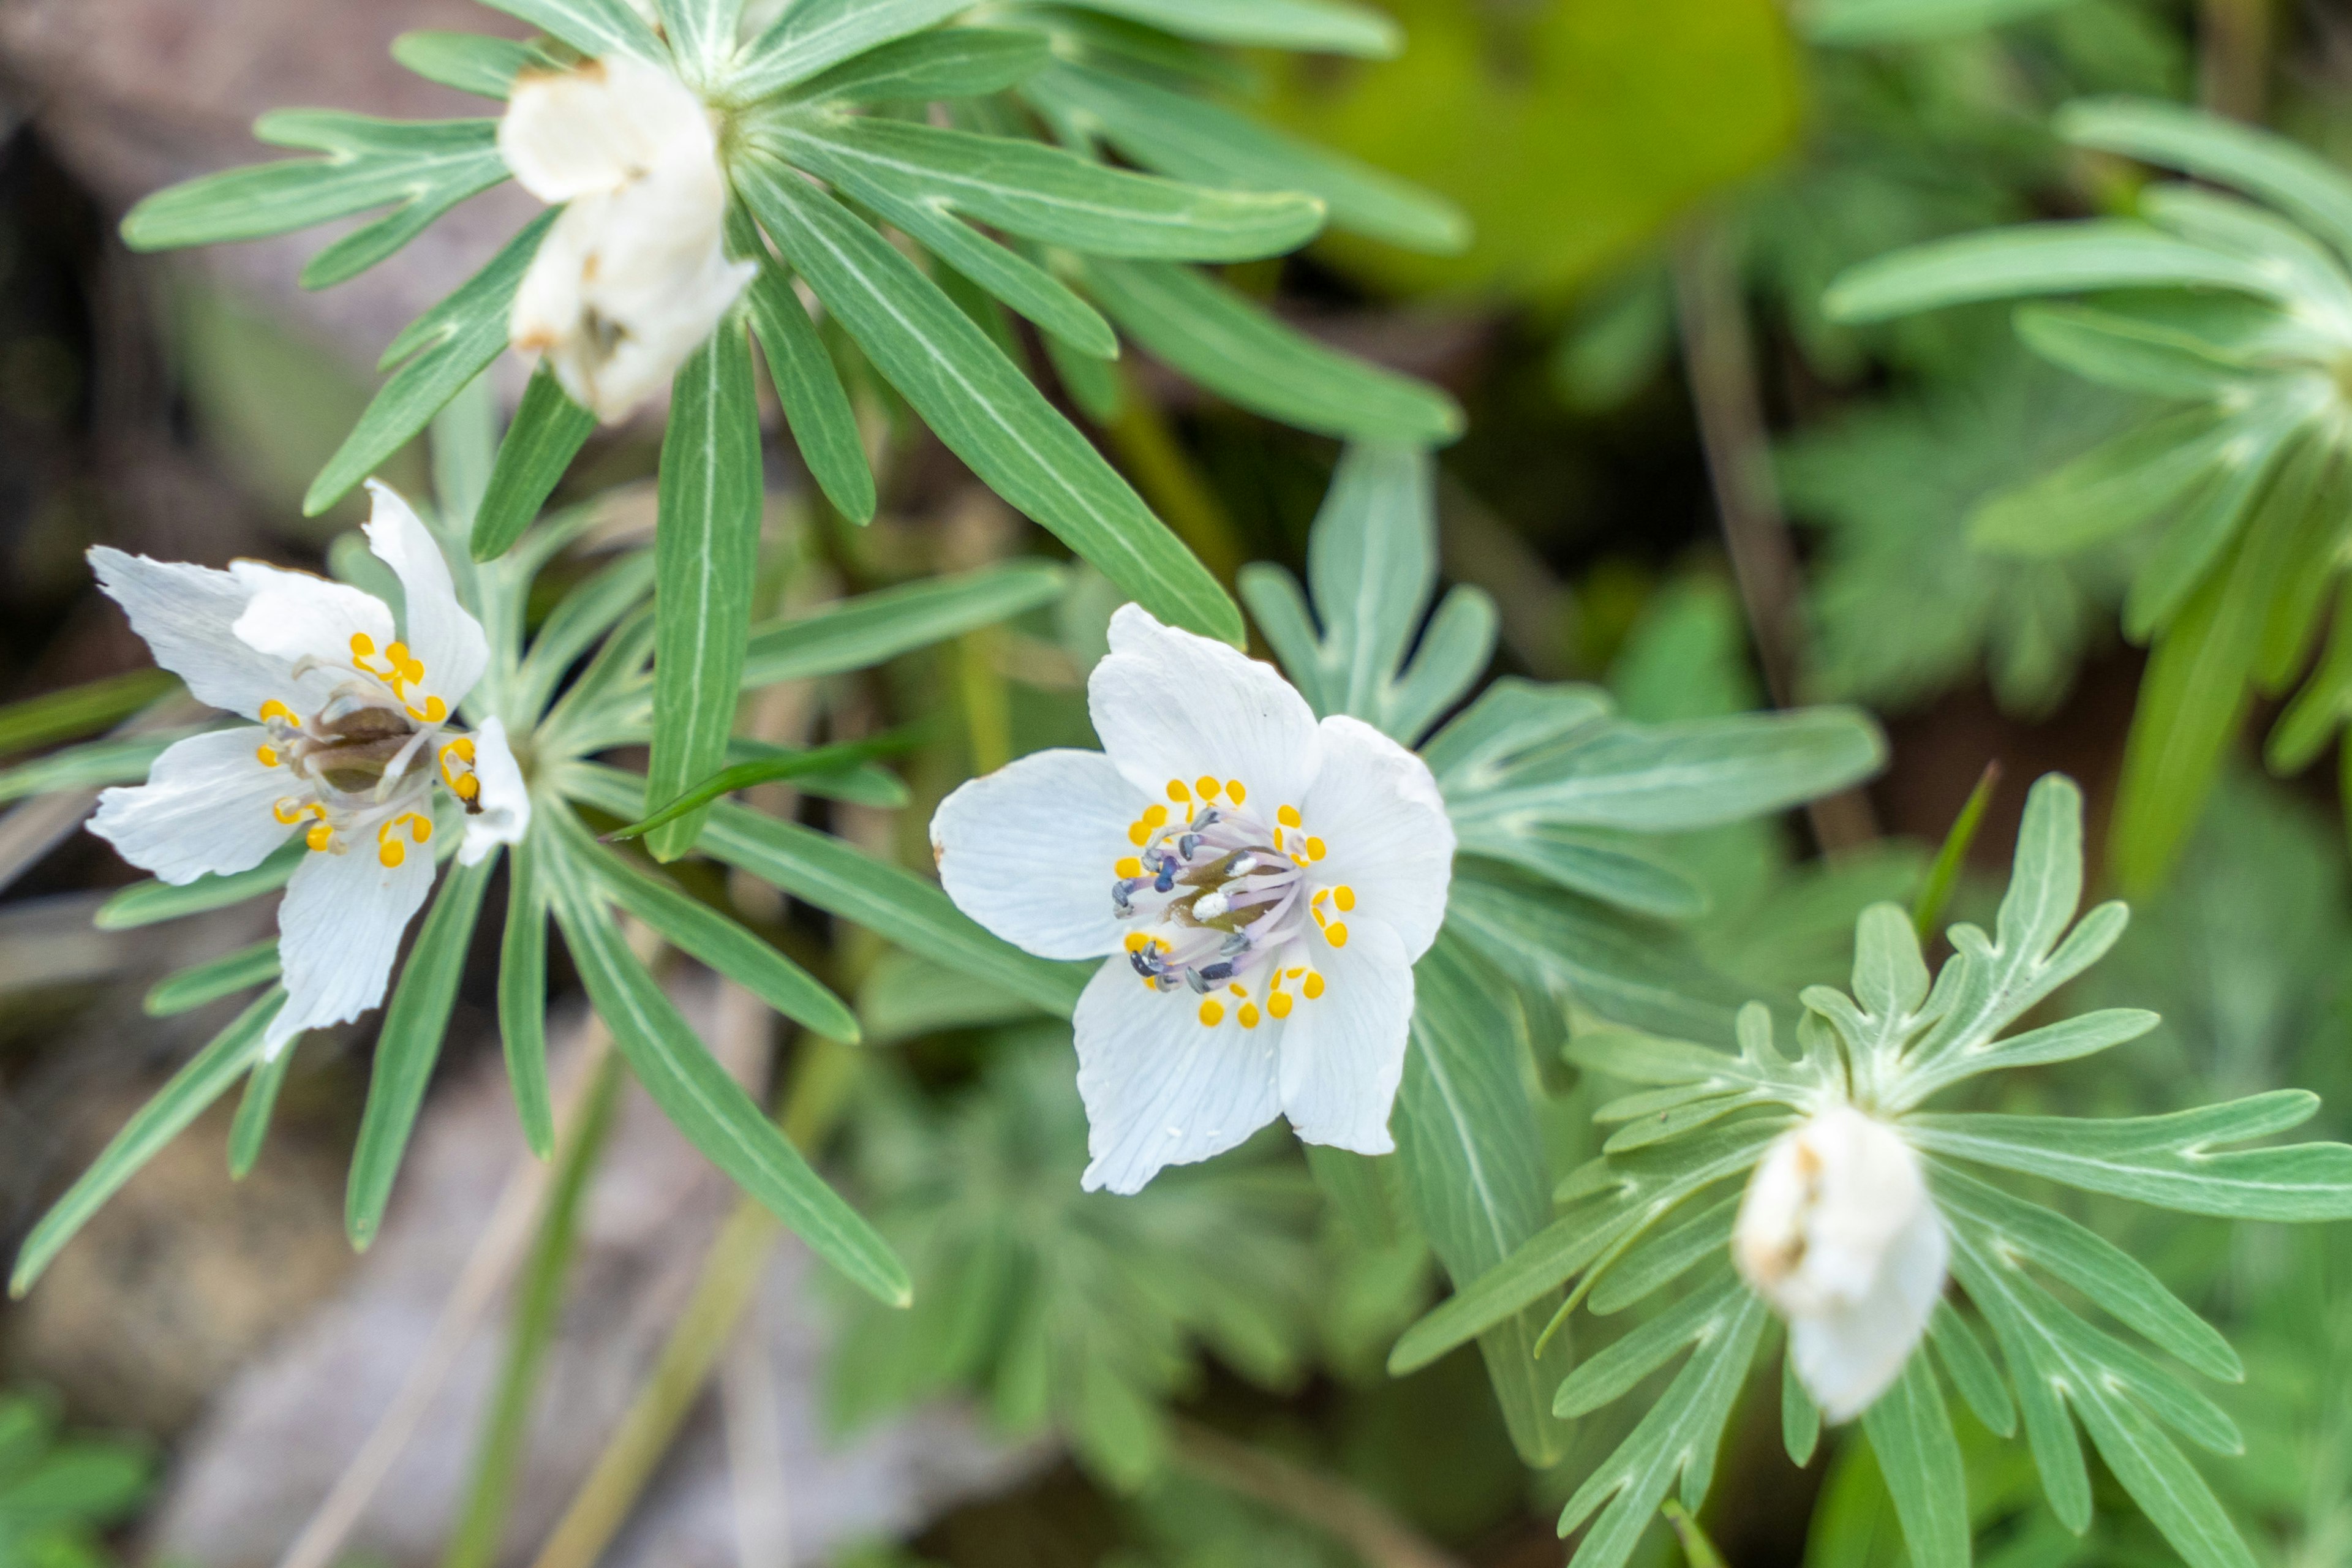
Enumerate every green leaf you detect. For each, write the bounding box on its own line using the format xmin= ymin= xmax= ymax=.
xmin=1911 ymin=761 xmax=1998 ymax=943
xmin=1463 ymin=825 xmax=1708 ymax=920
xmin=1396 ymin=931 xmax=1572 ymax=1465
xmin=1800 ymin=0 xmax=2079 ymax=44
xmin=121 ymin=113 xmax=508 ymax=288
xmin=229 ymin=1037 xmax=299 ymax=1180
xmin=658 ymin=0 xmax=747 ymax=83
xmin=741 ymin=562 xmax=1065 ymax=687
xmin=2057 ymin=96 xmax=2352 ymax=266
xmin=2013 ymin=302 xmax=2262 ymax=402
xmin=472 ymin=364 xmax=596 ymax=562
xmin=1782 ymin=1352 xmax=1820 ymax=1466
xmin=2270 ymin=578 xmax=2352 ymax=771
xmin=741 ymin=244 xmax=876 ymax=524
xmin=849 ymin=188 xmax=1120 ymax=358
xmin=96 ymin=840 xmax=304 ymax=929
xmin=347 ymin=855 xmax=496 ymax=1248
xmin=605 ymin=729 xmax=921 ymax=842
xmin=736 ymin=160 xmax=1239 ymax=642
xmin=1556 ymin=1268 xmax=1746 ymax=1419
xmin=731 ymin=0 xmax=975 ymax=101
xmin=1916 ymin=1091 xmax=2352 ymax=1221
xmin=1055 ymin=0 xmax=1400 ymax=55
xmin=797 ymin=27 xmax=1049 ymax=104
xmin=1925 ymin=1301 xmax=2015 ymax=1437
xmin=1078 ymin=257 xmax=1463 ymax=445
xmin=0 ymin=731 xmax=190 ymax=804
xmin=767 ymin=116 xmax=1324 ymax=260
xmin=1969 ymin=405 xmax=2242 ymax=558
xmin=1023 ymin=62 xmax=1464 ymax=254
xmin=143 ymin=938 xmax=282 ymax=1017
xmin=307 ymin=210 xmax=556 ymax=516
xmin=645 ymin=320 xmax=764 ymax=861
xmin=548 ymin=864 xmax=911 ymax=1305
xmin=475 ymin=0 xmax=665 ymax=61
xmin=0 ymin=670 xmax=179 ymax=761
xmin=500 ymin=833 xmax=555 ymax=1161
xmin=1587 ymin=1195 xmax=1736 ymax=1315
xmin=513 ymin=552 xmax=659 ymax=723
xmin=391 ymin=31 xmax=556 ymax=100
xmin=1860 ymin=1357 xmax=1969 ymax=1568
xmin=1824 ymin=223 xmax=2292 ymax=323
xmin=563 ymin=763 xmax=1088 ymax=1017
xmin=10 ymin=991 xmax=283 ymax=1296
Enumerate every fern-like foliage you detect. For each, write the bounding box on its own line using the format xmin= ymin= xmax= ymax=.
xmin=1389 ymin=773 xmax=2352 ymax=1568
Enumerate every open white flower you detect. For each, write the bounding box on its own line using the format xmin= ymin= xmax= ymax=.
xmin=500 ymin=53 xmax=756 ymax=423
xmin=86 ymin=483 xmax=530 ymax=1055
xmin=930 ymin=605 xmax=1455 ymax=1194
xmin=1734 ymin=1104 xmax=1948 ymax=1421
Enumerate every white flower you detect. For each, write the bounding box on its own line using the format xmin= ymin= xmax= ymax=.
xmin=1734 ymin=1104 xmax=1949 ymax=1422
xmin=86 ymin=483 xmax=531 ymax=1056
xmin=499 ymin=53 xmax=756 ymax=423
xmin=930 ymin=605 xmax=1455 ymax=1194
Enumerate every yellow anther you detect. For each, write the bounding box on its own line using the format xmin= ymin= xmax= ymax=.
xmin=1128 ymin=822 xmax=1151 ymax=846
xmin=1167 ymin=780 xmax=1190 ymax=801
xmin=1226 ymin=780 xmax=1246 ymax=804
xmin=1268 ymin=992 xmax=1294 ymax=1019
xmin=1198 ymin=999 xmax=1224 ymax=1027
xmin=256 ymin=745 xmax=279 ymax=767
xmin=260 ymin=699 xmax=298 ymax=725
xmin=305 ymin=823 xmax=333 ymax=853
xmin=1195 ymin=775 xmax=1218 ymax=801
xmin=1325 ymin=922 xmax=1349 ymax=948
xmin=1313 ymin=889 xmax=1329 ymax=905
xmin=385 ymin=641 xmax=410 ymax=665
xmin=454 ymin=775 xmax=480 ymax=802
xmin=1287 ymin=968 xmax=1304 ymax=979
xmin=410 ymin=815 xmax=432 ymax=842
xmin=448 ymin=737 xmax=476 ymax=761
xmin=421 ymin=695 xmax=447 ymax=722
xmin=349 ymin=633 xmax=375 ymax=658
xmin=1125 ymin=931 xmax=1151 ymax=953
xmin=1155 ymin=938 xmax=1172 ymax=953
xmin=1306 ymin=837 xmax=1327 ymax=861
xmin=1334 ymin=886 xmax=1356 ymax=911
xmin=1144 ymin=804 xmax=1169 ymax=827
xmin=1304 ymin=972 xmax=1326 ymax=1000
xmin=1117 ymin=856 xmax=1143 ymax=878
xmin=273 ymin=798 xmax=304 ymax=824
xmin=1239 ymin=1003 xmax=1261 ymax=1030
xmin=379 ymin=840 xmax=405 ymax=869
xmin=1278 ymin=804 xmax=1302 ymax=828
xmin=1229 ymin=982 xmax=1247 ymax=997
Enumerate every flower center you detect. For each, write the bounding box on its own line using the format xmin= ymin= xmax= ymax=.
xmin=252 ymin=636 xmax=484 ymax=867
xmin=1111 ymin=777 xmax=1355 ymax=1030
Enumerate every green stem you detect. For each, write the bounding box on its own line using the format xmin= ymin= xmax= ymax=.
xmin=443 ymin=1052 xmax=624 ymax=1568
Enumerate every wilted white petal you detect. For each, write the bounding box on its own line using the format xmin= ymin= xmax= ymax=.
xmin=1074 ymin=956 xmax=1282 ymax=1195
xmin=1735 ymin=1104 xmax=1948 ymax=1422
xmin=1300 ymin=714 xmax=1453 ymax=961
xmin=88 ymin=548 xmax=288 ymax=718
xmin=498 ymin=53 xmax=715 ymax=202
xmin=459 ymin=717 xmax=531 ymax=866
xmin=1276 ymin=914 xmax=1412 ymax=1155
xmin=364 ymin=481 xmax=487 ymax=711
xmin=229 ymin=564 xmax=396 ymax=693
xmin=267 ymin=831 xmax=438 ymax=1055
xmin=931 ymin=748 xmax=1144 ymax=961
xmin=1089 ymin=605 xmax=1321 ymax=810
xmin=88 ymin=728 xmax=297 ymax=884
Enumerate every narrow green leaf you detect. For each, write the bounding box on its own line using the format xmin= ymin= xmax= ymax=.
xmin=144 ymin=938 xmax=282 ymax=1017
xmin=475 ymin=0 xmax=665 ymax=61
xmin=646 ymin=320 xmax=764 ymax=862
xmin=2014 ymin=301 xmax=2261 ymax=401
xmin=1588 ymin=1194 xmax=1738 ymax=1315
xmin=736 ymin=160 xmax=1238 ymax=642
xmin=1080 ymin=257 xmax=1463 ymax=445
xmin=391 ymin=31 xmax=554 ymax=100
xmin=472 ymin=364 xmax=596 ymax=562
xmin=1055 ymin=0 xmax=1399 ymax=54
xmin=1557 ymin=1270 xmax=1745 ymax=1419
xmin=1782 ymin=1352 xmax=1821 ymax=1465
xmin=97 ymin=840 xmax=304 ymax=930
xmin=740 ymin=243 xmax=876 ymax=524
xmin=10 ymin=990 xmax=283 ymax=1296
xmin=658 ymin=0 xmax=747 ymax=84
xmin=1925 ymin=1302 xmax=2016 ymax=1437
xmin=853 ymin=189 xmax=1119 ymax=358
xmin=0 ymin=670 xmax=178 ymax=761
xmin=741 ymin=562 xmax=1066 ymax=687
xmin=0 ymin=731 xmax=189 ymax=805
xmin=796 ymin=27 xmax=1050 ymax=104
xmin=2058 ymin=96 xmax=2352 ymax=265
xmin=561 ymin=763 xmax=1088 ymax=1017
xmin=549 ymin=869 xmax=911 ymax=1305
xmin=1860 ymin=1357 xmax=1969 ymax=1568
xmin=513 ymin=552 xmax=658 ymax=723
xmin=605 ymin=729 xmax=921 ymax=842
xmin=2269 ymin=578 xmax=2352 ymax=771
xmin=1803 ymin=0 xmax=2078 ymax=44
xmin=1912 ymin=760 xmax=1998 ymax=943
xmin=731 ymin=0 xmax=973 ymax=100
xmin=1969 ymin=405 xmax=2237 ymax=557
xmin=1824 ymin=223 xmax=2291 ymax=323
xmin=1452 ymin=824 xmax=1708 ymax=920
xmin=347 ymin=856 xmax=497 ymax=1248
xmin=307 ymin=211 xmax=557 ymax=516
xmin=229 ymin=1037 xmax=299 ymax=1180
xmin=500 ymin=834 xmax=555 ymax=1160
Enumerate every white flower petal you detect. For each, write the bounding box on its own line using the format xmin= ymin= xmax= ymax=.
xmin=88 ymin=548 xmax=288 ymax=718
xmin=229 ymin=564 xmax=396 ymax=693
xmin=1074 ymin=956 xmax=1282 ymax=1194
xmin=1302 ymin=714 xmax=1453 ymax=961
xmin=88 ymin=728 xmax=298 ymax=883
xmin=1088 ymin=604 xmax=1321 ymax=809
xmin=931 ymin=748 xmax=1144 ymax=960
xmin=459 ymin=717 xmax=532 ymax=866
xmin=1789 ymin=1208 xmax=1947 ymax=1422
xmin=1276 ymin=915 xmax=1412 ymax=1155
xmin=267 ymin=834 xmax=438 ymax=1053
xmin=364 ymin=481 xmax=488 ymax=710
xmin=497 ymin=54 xmax=714 ymax=203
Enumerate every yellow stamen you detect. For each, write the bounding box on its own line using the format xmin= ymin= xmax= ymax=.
xmin=420 ymin=695 xmax=448 ymax=723
xmin=1117 ymin=856 xmax=1143 ymax=878
xmin=1325 ymin=922 xmax=1349 ymax=948
xmin=1306 ymin=837 xmax=1327 ymax=862
xmin=256 ymin=745 xmax=279 ymax=767
xmin=273 ymin=798 xmax=304 ymax=824
xmin=1334 ymin=886 xmax=1356 ymax=911
xmin=1313 ymin=889 xmax=1329 ymax=905
xmin=379 ymin=840 xmax=405 ymax=868
xmin=1229 ymin=982 xmax=1247 ymax=997
xmin=1198 ymin=999 xmax=1224 ymax=1027
xmin=410 ymin=815 xmax=432 ymax=842
xmin=305 ymin=823 xmax=333 ymax=853
xmin=385 ymin=641 xmax=410 ymax=665
xmin=1129 ymin=822 xmax=1151 ymax=847
xmin=454 ymin=775 xmax=480 ymax=802
xmin=1125 ymin=931 xmax=1151 ymax=953
xmin=1304 ymin=972 xmax=1326 ymax=1000
xmin=349 ymin=633 xmax=375 ymax=658
xmin=1226 ymin=780 xmax=1246 ymax=804
xmin=448 ymin=737 xmax=476 ymax=761
xmin=1143 ymin=804 xmax=1169 ymax=828
xmin=260 ymin=699 xmax=298 ymax=726
xmin=1278 ymin=805 xmax=1302 ymax=828
xmin=1167 ymin=780 xmax=1190 ymax=802
xmin=1239 ymin=1003 xmax=1261 ymax=1029
xmin=1194 ymin=775 xmax=1218 ymax=801
xmin=1268 ymin=992 xmax=1294 ymax=1019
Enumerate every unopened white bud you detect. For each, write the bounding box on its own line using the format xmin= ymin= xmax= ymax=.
xmin=1733 ymin=1104 xmax=1947 ymax=1422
